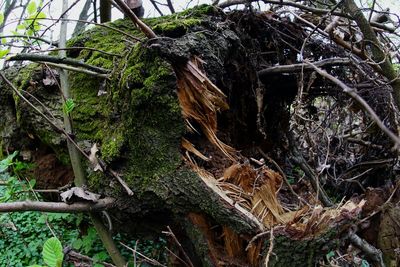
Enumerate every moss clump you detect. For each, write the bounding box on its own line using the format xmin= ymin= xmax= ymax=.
xmin=152 ymin=18 xmax=202 ymax=37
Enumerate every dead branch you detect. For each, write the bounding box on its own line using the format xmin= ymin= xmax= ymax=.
xmin=306 ymin=61 xmax=400 ymax=149
xmin=264 ymin=228 xmax=275 ymax=266
xmin=65 ymin=250 xmax=116 ymax=267
xmin=343 ymin=0 xmax=400 ymax=110
xmin=8 ymin=53 xmax=110 ymax=74
xmin=109 ymin=0 xmax=156 ymax=39
xmin=258 ymin=58 xmax=350 ymax=76
xmin=163 ymin=226 xmax=194 ymax=267
xmin=288 ymin=139 xmax=333 ymax=207
xmin=348 ymin=232 xmax=385 ymax=267
xmin=0 ymin=198 xmax=115 ymax=213
xmin=166 ymin=0 xmax=175 ymax=14
xmin=217 ymin=0 xmax=395 ymax=33
xmin=149 ymin=0 xmax=164 ymax=16
xmin=0 ymin=35 xmax=57 ymax=46
xmin=119 ymin=242 xmax=166 ymax=267
xmin=39 ymin=62 xmax=109 ymax=78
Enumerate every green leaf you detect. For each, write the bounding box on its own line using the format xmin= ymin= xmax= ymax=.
xmin=0 ymin=48 xmax=9 ymax=59
xmin=94 ymin=264 xmax=104 ymax=267
xmin=0 ymin=13 xmax=4 ymax=25
xmin=42 ymin=237 xmax=64 ymax=267
xmin=28 ymin=179 xmax=36 ymax=188
xmin=27 ymin=1 xmax=37 ymax=15
xmin=16 ymin=24 xmax=25 ymax=30
xmin=72 ymin=238 xmax=82 ymax=250
xmin=0 ymin=151 xmax=18 ymax=173
xmin=326 ymin=251 xmax=335 ymax=260
xmin=63 ymin=98 xmax=75 ymax=115
xmin=36 ymin=11 xmax=46 ymax=19
xmin=28 ymin=265 xmax=45 ymax=267
xmin=93 ymin=251 xmax=108 ymax=261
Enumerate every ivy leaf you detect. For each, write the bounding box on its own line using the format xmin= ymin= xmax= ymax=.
xmin=27 ymin=1 xmax=37 ymax=15
xmin=42 ymin=237 xmax=64 ymax=267
xmin=0 ymin=49 xmax=10 ymax=59
xmin=62 ymin=98 xmax=75 ymax=115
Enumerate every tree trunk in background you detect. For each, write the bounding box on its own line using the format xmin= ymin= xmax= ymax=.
xmin=100 ymin=0 xmax=111 ymax=22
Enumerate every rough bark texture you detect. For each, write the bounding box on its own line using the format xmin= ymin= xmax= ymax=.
xmin=0 ymin=5 xmax=389 ymax=266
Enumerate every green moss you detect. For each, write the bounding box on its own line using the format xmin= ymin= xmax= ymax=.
xmin=178 ymin=4 xmax=217 ymax=17
xmin=152 ymin=18 xmax=202 ymax=37
xmin=121 ymin=48 xmax=184 ymax=184
xmin=101 ymin=130 xmax=125 ymax=162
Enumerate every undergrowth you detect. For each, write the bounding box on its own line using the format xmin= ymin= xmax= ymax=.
xmin=0 ymin=152 xmax=166 ymax=266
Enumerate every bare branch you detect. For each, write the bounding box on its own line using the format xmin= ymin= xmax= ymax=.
xmin=306 ymin=61 xmax=400 ymax=149
xmin=7 ymin=53 xmax=110 ymax=74
xmin=348 ymin=233 xmax=385 ymax=267
xmin=0 ymin=35 xmax=57 ymax=46
xmin=258 ymin=57 xmax=350 ymax=76
xmin=149 ymin=0 xmax=164 ymax=16
xmin=217 ymin=0 xmax=395 ymax=33
xmin=0 ymin=198 xmax=115 ymax=213
xmin=166 ymin=0 xmax=175 ymax=14
xmin=109 ymin=0 xmax=156 ymax=39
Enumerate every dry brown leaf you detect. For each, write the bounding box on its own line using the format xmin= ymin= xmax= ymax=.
xmin=60 ymin=187 xmax=101 ymax=204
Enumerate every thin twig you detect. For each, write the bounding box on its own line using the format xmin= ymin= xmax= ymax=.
xmin=163 ymin=226 xmax=194 ymax=267
xmin=264 ymin=228 xmax=275 ymax=267
xmin=0 ymin=34 xmax=57 ymax=46
xmin=306 ymin=61 xmax=400 ymax=149
xmin=119 ymin=242 xmax=166 ymax=267
xmin=40 ymin=61 xmax=109 ymax=78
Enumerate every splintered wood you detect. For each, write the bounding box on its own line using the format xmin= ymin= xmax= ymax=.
xmin=178 ymin=56 xmax=365 ymax=265
xmin=176 ymin=56 xmax=236 ymax=161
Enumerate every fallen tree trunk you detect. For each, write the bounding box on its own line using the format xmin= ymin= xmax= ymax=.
xmin=0 ymin=5 xmax=395 ymax=266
